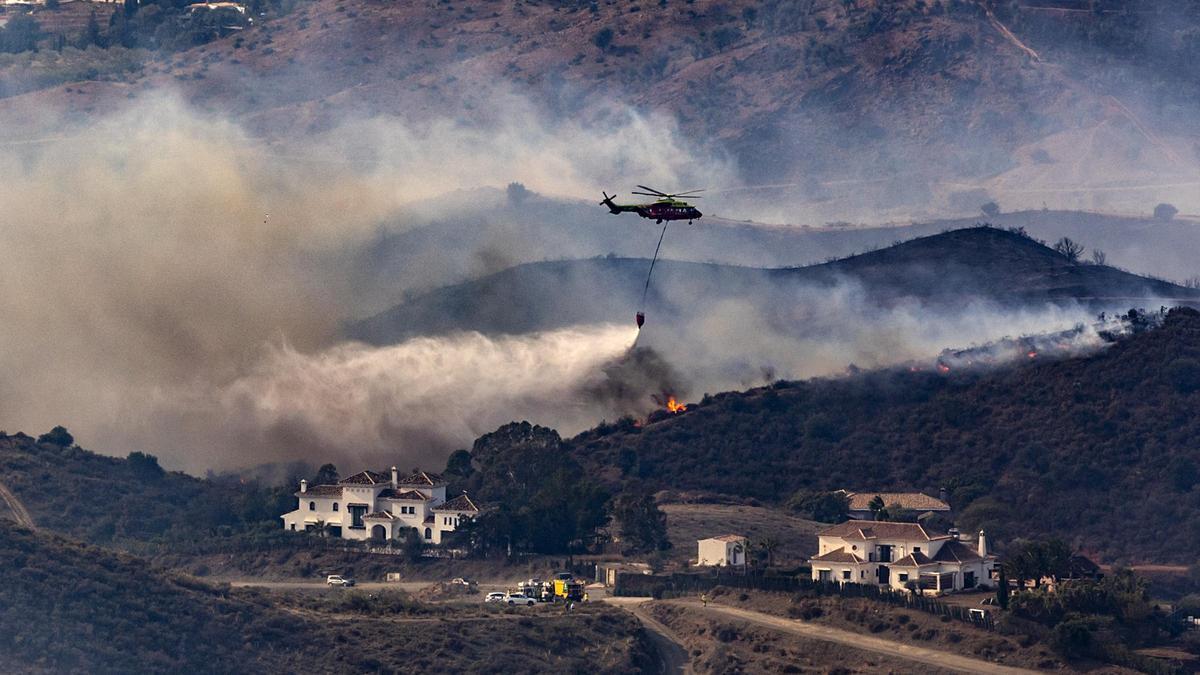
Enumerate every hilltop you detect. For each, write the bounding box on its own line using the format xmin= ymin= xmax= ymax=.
xmin=350 ymin=226 xmax=1198 ymax=343
xmin=4 ymin=1 xmax=1200 ymax=217
xmin=567 ymin=307 xmax=1200 ymax=564
xmin=0 ymin=432 xmax=289 ymax=547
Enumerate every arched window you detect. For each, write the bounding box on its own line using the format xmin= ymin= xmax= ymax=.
xmin=332 ymin=503 xmax=339 ymax=512
xmin=424 ymin=527 xmax=432 ymax=540
xmin=309 ymin=501 xmax=316 ymax=511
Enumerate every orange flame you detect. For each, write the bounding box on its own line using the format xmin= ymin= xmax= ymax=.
xmin=666 ymin=396 xmax=687 ymax=413
xmin=937 ymin=364 xmax=951 ymax=373
xmin=1027 ymin=351 xmax=1038 ymax=359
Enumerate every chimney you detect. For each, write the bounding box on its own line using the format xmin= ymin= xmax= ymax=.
xmin=978 ymin=530 xmax=988 ymax=557
xmin=300 ymin=479 xmax=307 ymax=494
xmin=391 ymin=466 xmax=398 ymax=488
xmin=948 ymin=527 xmax=960 ymax=541
xmin=938 ymin=486 xmax=948 ymax=505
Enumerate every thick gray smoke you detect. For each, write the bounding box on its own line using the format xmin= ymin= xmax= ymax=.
xmin=0 ymin=89 xmax=1156 ymax=476
xmin=0 ymin=92 xmax=728 ymax=473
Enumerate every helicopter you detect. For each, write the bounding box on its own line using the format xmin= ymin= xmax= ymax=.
xmin=600 ymin=185 xmax=703 ymax=224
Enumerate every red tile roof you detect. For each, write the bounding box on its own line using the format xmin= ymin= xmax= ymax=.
xmin=702 ymin=534 xmax=747 ymax=543
xmin=433 ymin=494 xmax=479 ymax=512
xmin=891 ymin=551 xmax=936 ymax=567
xmin=843 ymin=491 xmax=950 ymax=512
xmin=818 ymin=521 xmax=948 ymax=542
xmin=377 ymin=488 xmax=429 ymax=501
xmin=399 ymin=471 xmax=446 ymax=487
xmin=932 ymin=540 xmax=984 ymax=563
xmin=296 ymin=484 xmax=343 ymax=497
xmin=810 ymin=547 xmax=863 ymax=564
xmin=340 ymin=470 xmax=390 ymax=485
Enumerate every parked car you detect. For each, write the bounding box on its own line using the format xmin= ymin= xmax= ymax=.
xmin=450 ymin=577 xmax=475 ymax=587
xmin=326 ymin=575 xmax=356 ymax=587
xmin=484 ymin=592 xmax=507 ymax=603
xmin=504 ymin=592 xmax=536 ymax=606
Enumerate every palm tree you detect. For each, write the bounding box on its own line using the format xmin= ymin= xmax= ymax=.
xmin=741 ymin=539 xmax=757 ymax=574
xmin=868 ymin=495 xmax=885 ymax=520
xmin=758 ymin=536 xmax=780 ymax=568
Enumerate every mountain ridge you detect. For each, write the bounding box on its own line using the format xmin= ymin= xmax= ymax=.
xmin=350 ymin=226 xmax=1199 ymax=344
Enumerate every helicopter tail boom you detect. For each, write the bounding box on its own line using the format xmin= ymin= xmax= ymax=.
xmin=600 ymin=191 xmax=623 ymax=214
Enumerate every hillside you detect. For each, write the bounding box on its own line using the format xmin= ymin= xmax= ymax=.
xmin=3 ymin=1 xmax=1200 ymax=219
xmin=0 ymin=432 xmax=287 ymax=547
xmin=350 ymin=226 xmax=1199 ymax=343
xmin=0 ymin=522 xmax=651 ymax=673
xmin=568 ymin=307 xmax=1200 ymax=564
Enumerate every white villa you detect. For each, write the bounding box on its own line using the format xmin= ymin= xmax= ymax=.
xmin=281 ymin=468 xmax=479 ymax=545
xmin=810 ymin=521 xmax=995 ymax=594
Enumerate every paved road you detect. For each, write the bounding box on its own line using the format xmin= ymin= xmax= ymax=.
xmin=605 ymin=597 xmax=692 ymax=675
xmin=671 ymin=599 xmax=1036 ymax=675
xmin=0 ymin=480 xmax=34 ymax=529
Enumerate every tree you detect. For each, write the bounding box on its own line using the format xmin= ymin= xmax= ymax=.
xmin=758 ymin=536 xmax=780 ymax=567
xmin=37 ymin=426 xmax=74 ymax=447
xmin=592 ymin=27 xmax=613 ymax=51
xmin=997 ymin=565 xmax=1010 ymax=610
xmin=1005 ymin=538 xmax=1073 ymax=587
xmin=980 ymin=201 xmax=1000 ymax=217
xmin=1154 ymin=203 xmax=1178 ymax=221
xmin=461 ymin=422 xmax=610 ymax=555
xmin=867 ymin=495 xmax=886 ymax=519
xmin=1053 ymin=237 xmax=1084 ymax=262
xmin=442 ymin=449 xmax=474 ymax=479
xmin=313 ymin=463 xmax=339 ymax=485
xmin=1090 ymin=249 xmax=1107 ymax=265
xmin=611 ymin=491 xmax=671 ymax=554
xmin=505 ymin=182 xmax=531 ymax=206
xmin=401 ymin=527 xmax=424 ymax=562
xmin=1 ymin=14 xmax=42 ymax=53
xmin=77 ymin=10 xmax=103 ymax=49
xmin=787 ymin=490 xmax=848 ymax=523
xmin=127 ymin=452 xmax=164 ymax=480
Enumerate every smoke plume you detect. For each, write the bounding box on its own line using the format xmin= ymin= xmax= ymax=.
xmin=0 ymin=92 xmax=726 ymax=472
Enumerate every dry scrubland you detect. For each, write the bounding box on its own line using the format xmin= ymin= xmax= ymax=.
xmin=683 ymin=587 xmax=1070 ymax=671
xmin=0 ymin=522 xmax=651 ymax=674
xmin=660 ymin=501 xmax=821 ymax=565
xmin=647 ymin=601 xmax=962 ymax=674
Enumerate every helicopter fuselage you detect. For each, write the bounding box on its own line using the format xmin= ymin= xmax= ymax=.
xmin=603 ymin=195 xmax=702 ymax=222
xmin=636 ymin=202 xmax=702 ymax=222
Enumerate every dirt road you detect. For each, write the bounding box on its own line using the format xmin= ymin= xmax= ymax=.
xmin=0 ymin=480 xmax=34 ymax=529
xmin=668 ymin=599 xmax=1036 ymax=675
xmin=606 ymin=597 xmax=692 ymax=675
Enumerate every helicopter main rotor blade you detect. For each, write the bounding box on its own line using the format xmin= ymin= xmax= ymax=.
xmin=636 ymin=185 xmax=669 ymax=196
xmin=673 ymin=189 xmax=706 ymax=196
xmin=631 ymin=191 xmax=665 ymax=197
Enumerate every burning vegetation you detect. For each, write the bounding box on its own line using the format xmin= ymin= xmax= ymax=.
xmin=929 ymin=309 xmax=1166 ymax=374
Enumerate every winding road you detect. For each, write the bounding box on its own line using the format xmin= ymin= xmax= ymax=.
xmin=0 ymin=480 xmax=34 ymax=529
